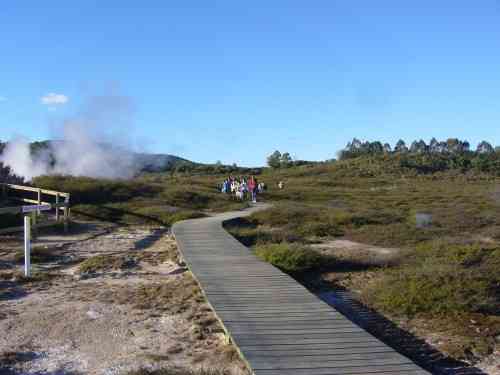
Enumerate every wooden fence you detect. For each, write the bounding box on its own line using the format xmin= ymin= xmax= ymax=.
xmin=0 ymin=183 xmax=71 ymax=234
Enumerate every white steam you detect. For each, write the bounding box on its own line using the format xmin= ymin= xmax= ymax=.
xmin=1 ymin=92 xmax=141 ymax=181
xmin=1 ymin=138 xmax=51 ymax=180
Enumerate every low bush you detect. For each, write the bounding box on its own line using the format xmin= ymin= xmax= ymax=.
xmin=254 ymin=243 xmax=330 ymax=274
xmin=364 ymin=242 xmax=500 ymax=316
xmin=160 ymin=188 xmax=213 ymax=209
xmin=33 ymin=175 xmax=161 ymax=205
xmin=0 ymin=213 xmax=22 ymax=230
xmin=78 ymin=255 xmax=136 ymax=274
xmin=14 ymin=246 xmax=61 ymax=264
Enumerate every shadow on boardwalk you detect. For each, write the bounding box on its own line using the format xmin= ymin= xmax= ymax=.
xmin=317 ymin=287 xmax=487 ymax=375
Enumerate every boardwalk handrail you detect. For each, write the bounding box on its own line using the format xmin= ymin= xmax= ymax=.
xmin=0 ymin=183 xmax=71 ymax=234
xmin=1 ymin=183 xmax=70 ymax=198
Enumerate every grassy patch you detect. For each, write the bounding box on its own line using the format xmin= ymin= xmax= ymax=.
xmin=14 ymin=271 xmax=59 ymax=283
xmin=92 ymin=275 xmax=204 ymax=314
xmin=254 ymin=243 xmax=331 ymax=274
xmin=0 ymin=213 xmax=23 ymax=230
xmin=78 ymin=255 xmax=137 ymax=274
xmin=363 ymin=242 xmax=500 ymax=316
xmin=14 ymin=246 xmax=61 ymax=264
xmin=31 ymin=174 xmax=247 ymax=226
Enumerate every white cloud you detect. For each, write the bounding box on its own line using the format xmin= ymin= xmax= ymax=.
xmin=41 ymin=93 xmax=68 ymax=105
xmin=0 ymin=96 xmax=6 ymax=102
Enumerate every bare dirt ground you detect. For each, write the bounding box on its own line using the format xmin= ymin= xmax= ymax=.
xmin=310 ymin=239 xmax=401 ymax=267
xmin=0 ymin=223 xmax=249 ymax=375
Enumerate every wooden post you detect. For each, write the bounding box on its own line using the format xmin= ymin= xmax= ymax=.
xmin=55 ymin=193 xmax=60 ymax=222
xmin=37 ymin=188 xmax=42 ymax=215
xmin=63 ymin=196 xmax=69 ymax=233
xmin=24 ymin=216 xmax=31 ymax=277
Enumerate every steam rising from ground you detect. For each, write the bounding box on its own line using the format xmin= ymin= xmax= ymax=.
xmin=1 ymin=92 xmax=139 ymax=181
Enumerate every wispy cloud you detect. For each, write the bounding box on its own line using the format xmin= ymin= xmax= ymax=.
xmin=41 ymin=93 xmax=69 ymax=105
xmin=0 ymin=96 xmax=7 ymax=102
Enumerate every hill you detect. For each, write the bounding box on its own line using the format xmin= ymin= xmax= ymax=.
xmin=28 ymin=140 xmax=197 ymax=173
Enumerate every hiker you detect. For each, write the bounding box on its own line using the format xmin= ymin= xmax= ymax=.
xmin=258 ymin=182 xmax=265 ymax=193
xmin=222 ymin=179 xmax=230 ymax=194
xmin=248 ymin=176 xmax=257 ymax=203
xmin=278 ymin=181 xmax=284 ymax=190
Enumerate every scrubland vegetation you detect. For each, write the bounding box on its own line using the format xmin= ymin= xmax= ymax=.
xmin=23 ymin=174 xmax=247 ymax=227
xmin=2 ymin=137 xmax=500 ymax=366
xmin=227 ymin=145 xmax=500 ymax=364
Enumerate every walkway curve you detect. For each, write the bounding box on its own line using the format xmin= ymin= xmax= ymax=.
xmin=172 ymin=204 xmax=429 ymax=375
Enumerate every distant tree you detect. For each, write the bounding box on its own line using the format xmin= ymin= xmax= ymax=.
xmin=214 ymin=160 xmax=223 ymax=173
xmin=350 ymin=138 xmax=363 ymax=151
xmin=429 ymin=138 xmax=439 ymax=153
xmin=410 ymin=140 xmax=427 ymax=153
xmin=446 ymin=138 xmax=461 ymax=153
xmin=437 ymin=141 xmax=448 ymax=153
xmin=267 ymin=150 xmax=282 ymax=169
xmin=462 ymin=140 xmax=471 ymax=152
xmin=368 ymin=141 xmax=384 ymax=154
xmin=394 ymin=139 xmax=408 ymax=153
xmin=280 ymin=152 xmax=292 ymax=168
xmin=477 ymin=141 xmax=494 ymax=154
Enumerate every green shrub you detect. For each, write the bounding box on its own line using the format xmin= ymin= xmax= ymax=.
xmin=33 ymin=175 xmax=161 ymax=204
xmin=0 ymin=213 xmax=22 ymax=229
xmin=78 ymin=255 xmax=136 ymax=274
xmin=160 ymin=188 xmax=213 ymax=209
xmin=364 ymin=243 xmax=500 ymax=316
xmin=14 ymin=246 xmax=61 ymax=264
xmin=254 ymin=243 xmax=329 ymax=274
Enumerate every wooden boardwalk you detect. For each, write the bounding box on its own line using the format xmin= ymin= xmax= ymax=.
xmin=172 ymin=205 xmax=429 ymax=375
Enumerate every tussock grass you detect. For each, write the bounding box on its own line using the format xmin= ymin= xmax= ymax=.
xmin=78 ymin=255 xmax=137 ymax=274
xmin=363 ymin=242 xmax=500 ymax=316
xmin=254 ymin=243 xmax=332 ymax=274
xmin=14 ymin=246 xmax=61 ymax=264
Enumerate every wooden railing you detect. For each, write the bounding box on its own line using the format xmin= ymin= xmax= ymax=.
xmin=0 ymin=183 xmax=71 ymax=234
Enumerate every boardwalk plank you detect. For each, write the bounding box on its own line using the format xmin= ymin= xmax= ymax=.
xmin=172 ymin=205 xmax=428 ymax=375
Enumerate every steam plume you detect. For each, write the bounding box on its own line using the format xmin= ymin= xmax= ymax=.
xmin=1 ymin=91 xmax=140 ymax=181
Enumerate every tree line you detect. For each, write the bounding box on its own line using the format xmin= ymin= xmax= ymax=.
xmin=340 ymin=137 xmax=497 ymax=159
xmin=340 ymin=138 xmax=500 ymax=174
xmin=266 ymin=150 xmax=320 ymax=169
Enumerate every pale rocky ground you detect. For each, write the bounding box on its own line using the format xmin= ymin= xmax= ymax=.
xmin=0 ymin=224 xmax=249 ymax=375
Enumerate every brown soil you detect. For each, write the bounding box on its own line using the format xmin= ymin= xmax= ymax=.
xmin=0 ymin=224 xmax=249 ymax=375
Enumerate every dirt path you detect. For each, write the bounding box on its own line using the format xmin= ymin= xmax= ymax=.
xmin=0 ymin=225 xmax=249 ymax=375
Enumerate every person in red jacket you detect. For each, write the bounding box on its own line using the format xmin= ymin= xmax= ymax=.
xmin=248 ymin=176 xmax=258 ymax=203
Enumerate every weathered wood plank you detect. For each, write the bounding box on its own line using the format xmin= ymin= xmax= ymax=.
xmin=172 ymin=205 xmax=428 ymax=375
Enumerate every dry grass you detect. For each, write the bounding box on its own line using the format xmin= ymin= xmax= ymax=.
xmin=78 ymin=254 xmax=138 ymax=274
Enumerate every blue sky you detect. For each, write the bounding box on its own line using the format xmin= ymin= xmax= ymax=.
xmin=1 ymin=1 xmax=500 ymax=166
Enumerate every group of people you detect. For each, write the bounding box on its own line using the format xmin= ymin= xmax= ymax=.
xmin=220 ymin=176 xmax=266 ymax=203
